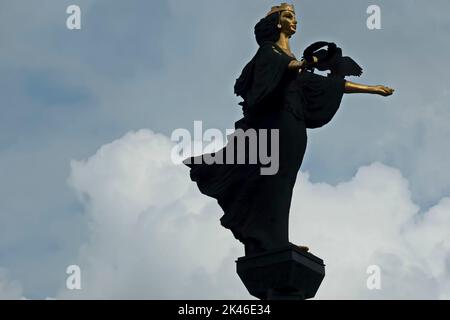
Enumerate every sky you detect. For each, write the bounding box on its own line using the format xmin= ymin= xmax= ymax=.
xmin=0 ymin=0 xmax=449 ymax=299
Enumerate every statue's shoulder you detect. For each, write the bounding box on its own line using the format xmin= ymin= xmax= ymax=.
xmin=258 ymin=41 xmax=278 ymax=51
xmin=254 ymin=42 xmax=284 ymax=63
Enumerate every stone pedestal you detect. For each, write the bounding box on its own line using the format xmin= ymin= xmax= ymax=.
xmin=236 ymin=243 xmax=325 ymax=300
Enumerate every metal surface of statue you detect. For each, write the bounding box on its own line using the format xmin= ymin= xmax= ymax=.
xmin=184 ymin=2 xmax=394 ymax=300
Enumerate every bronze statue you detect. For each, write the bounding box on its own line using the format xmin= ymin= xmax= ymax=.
xmin=184 ymin=3 xmax=394 ymax=257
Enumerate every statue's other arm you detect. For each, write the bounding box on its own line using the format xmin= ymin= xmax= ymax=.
xmin=288 ymin=59 xmax=306 ymax=70
xmin=288 ymin=57 xmax=395 ymax=97
xmin=287 ymin=56 xmax=318 ymax=71
xmin=344 ymin=81 xmax=394 ymax=96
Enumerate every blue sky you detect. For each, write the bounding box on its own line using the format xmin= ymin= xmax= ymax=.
xmin=1 ymin=0 xmax=450 ymax=299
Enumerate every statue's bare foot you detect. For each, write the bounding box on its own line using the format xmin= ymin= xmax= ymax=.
xmin=296 ymin=245 xmax=309 ymax=252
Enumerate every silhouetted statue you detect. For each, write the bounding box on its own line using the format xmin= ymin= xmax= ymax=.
xmin=184 ymin=3 xmax=394 ymax=258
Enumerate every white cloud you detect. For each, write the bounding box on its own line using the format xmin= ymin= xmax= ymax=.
xmin=0 ymin=268 xmax=24 ymax=300
xmin=291 ymin=163 xmax=450 ymax=299
xmin=62 ymin=130 xmax=248 ymax=299
xmin=59 ymin=130 xmax=450 ymax=299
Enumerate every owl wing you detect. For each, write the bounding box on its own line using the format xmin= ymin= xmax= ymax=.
xmin=331 ymin=56 xmax=363 ymax=77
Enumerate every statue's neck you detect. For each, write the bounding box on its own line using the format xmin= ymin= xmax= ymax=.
xmin=276 ymin=33 xmax=292 ymax=53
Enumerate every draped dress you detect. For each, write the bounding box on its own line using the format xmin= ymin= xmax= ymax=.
xmin=183 ymin=41 xmax=346 ymax=256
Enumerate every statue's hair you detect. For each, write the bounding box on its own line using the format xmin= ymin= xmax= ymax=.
xmin=254 ymin=13 xmax=281 ymax=46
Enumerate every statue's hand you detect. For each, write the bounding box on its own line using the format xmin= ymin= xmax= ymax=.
xmin=300 ymin=56 xmax=319 ymax=69
xmin=374 ymin=85 xmax=395 ymax=97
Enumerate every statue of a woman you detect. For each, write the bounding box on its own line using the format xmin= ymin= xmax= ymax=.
xmin=184 ymin=3 xmax=394 ymax=256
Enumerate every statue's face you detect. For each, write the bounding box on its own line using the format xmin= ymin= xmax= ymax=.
xmin=279 ymin=10 xmax=297 ymax=36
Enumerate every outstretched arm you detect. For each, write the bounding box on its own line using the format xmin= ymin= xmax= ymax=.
xmin=344 ymin=80 xmax=395 ymax=96
xmin=288 ymin=57 xmax=395 ymax=97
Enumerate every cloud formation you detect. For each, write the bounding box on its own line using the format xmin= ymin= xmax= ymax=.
xmin=60 ymin=130 xmax=450 ymax=299
xmin=0 ymin=268 xmax=23 ymax=300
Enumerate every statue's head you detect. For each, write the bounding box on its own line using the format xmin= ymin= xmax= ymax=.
xmin=255 ymin=3 xmax=297 ymax=46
